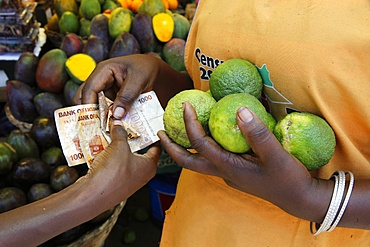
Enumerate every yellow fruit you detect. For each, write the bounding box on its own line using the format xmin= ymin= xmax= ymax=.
xmin=167 ymin=0 xmax=178 ymax=10
xmin=130 ymin=0 xmax=143 ymax=12
xmin=109 ymin=7 xmax=133 ymax=39
xmin=208 ymin=93 xmax=270 ymax=153
xmin=163 ymin=89 xmax=216 ymax=149
xmin=273 ymin=112 xmax=336 ymax=171
xmin=58 ymin=11 xmax=80 ymax=35
xmin=161 ymin=0 xmax=169 ymax=9
xmin=209 ymin=58 xmax=263 ymax=101
xmin=152 ymin=12 xmax=174 ymax=42
xmin=65 ymin=53 xmax=96 ymax=84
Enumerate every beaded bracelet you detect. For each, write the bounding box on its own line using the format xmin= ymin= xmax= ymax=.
xmin=310 ymin=170 xmax=354 ymax=236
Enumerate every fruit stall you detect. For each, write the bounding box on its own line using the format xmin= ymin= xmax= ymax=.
xmin=0 ymin=0 xmax=194 ymax=245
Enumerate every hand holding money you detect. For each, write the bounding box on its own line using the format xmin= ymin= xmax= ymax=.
xmin=54 ymin=91 xmax=164 ymax=167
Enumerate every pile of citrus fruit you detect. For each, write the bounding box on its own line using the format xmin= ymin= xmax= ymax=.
xmin=163 ymin=58 xmax=336 ymax=171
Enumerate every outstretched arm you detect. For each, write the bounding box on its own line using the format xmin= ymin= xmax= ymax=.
xmin=0 ymin=121 xmax=161 ymax=247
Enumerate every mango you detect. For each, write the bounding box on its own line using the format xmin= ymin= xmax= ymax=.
xmin=90 ymin=14 xmax=112 ymax=46
xmin=79 ymin=17 xmax=91 ymax=38
xmin=109 ymin=32 xmax=141 ymax=58
xmin=131 ymin=13 xmax=158 ymax=53
xmin=6 ymin=80 xmax=38 ymax=123
xmin=59 ymin=11 xmax=80 ymax=35
xmin=33 ymin=92 xmax=65 ymax=118
xmin=163 ymin=38 xmax=186 ymax=71
xmin=103 ymin=0 xmax=119 ymax=11
xmin=60 ymin=33 xmax=84 ymax=57
xmin=14 ymin=52 xmax=39 ymax=87
xmin=152 ymin=12 xmax=174 ymax=42
xmin=36 ymin=49 xmax=69 ymax=94
xmin=65 ymin=53 xmax=96 ymax=84
xmin=109 ymin=7 xmax=132 ymax=40
xmin=83 ymin=35 xmax=109 ymax=63
xmin=54 ymin=0 xmax=78 ymax=18
xmin=63 ymin=79 xmax=80 ymax=106
xmin=138 ymin=0 xmax=166 ymax=17
xmin=80 ymin=0 xmax=101 ymax=20
xmin=172 ymin=13 xmax=190 ymax=40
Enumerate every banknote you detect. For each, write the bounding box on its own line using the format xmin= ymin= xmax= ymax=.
xmin=54 ymin=91 xmax=164 ymax=167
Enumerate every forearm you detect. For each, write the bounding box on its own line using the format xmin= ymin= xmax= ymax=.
xmin=279 ymin=174 xmax=370 ymax=230
xmin=0 ymin=177 xmax=117 ymax=247
xmin=153 ymin=63 xmax=194 ymax=108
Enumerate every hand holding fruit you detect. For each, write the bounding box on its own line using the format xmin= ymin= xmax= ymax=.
xmin=158 ymin=102 xmax=333 ymax=223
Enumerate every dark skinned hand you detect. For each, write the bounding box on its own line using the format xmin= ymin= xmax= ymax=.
xmin=73 ymin=54 xmax=193 ymax=118
xmin=158 ymin=102 xmax=334 ymax=223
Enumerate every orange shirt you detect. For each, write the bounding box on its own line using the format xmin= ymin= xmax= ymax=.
xmin=160 ymin=0 xmax=370 ymax=246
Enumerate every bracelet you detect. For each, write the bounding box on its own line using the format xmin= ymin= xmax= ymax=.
xmin=327 ymin=171 xmax=354 ymax=232
xmin=310 ymin=170 xmax=354 ymax=236
xmin=310 ymin=171 xmax=343 ymax=235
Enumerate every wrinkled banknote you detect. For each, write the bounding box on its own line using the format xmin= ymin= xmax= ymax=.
xmin=54 ymin=91 xmax=164 ymax=167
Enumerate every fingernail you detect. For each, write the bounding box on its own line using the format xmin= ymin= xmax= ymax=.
xmin=238 ymin=107 xmax=253 ymax=123
xmin=113 ymin=107 xmax=125 ymax=119
xmin=113 ymin=120 xmax=123 ymax=126
xmin=182 ymin=102 xmax=187 ymax=110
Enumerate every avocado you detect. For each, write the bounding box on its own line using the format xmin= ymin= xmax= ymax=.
xmin=0 ymin=187 xmax=27 ymax=213
xmin=33 ymin=92 xmax=65 ymax=118
xmin=50 ymin=165 xmax=79 ymax=192
xmin=41 ymin=147 xmax=67 ymax=170
xmin=11 ymin=157 xmax=51 ymax=187
xmin=29 ymin=116 xmax=60 ymax=151
xmin=6 ymin=129 xmax=40 ymax=160
xmin=0 ymin=142 xmax=18 ymax=175
xmin=27 ymin=183 xmax=54 ymax=202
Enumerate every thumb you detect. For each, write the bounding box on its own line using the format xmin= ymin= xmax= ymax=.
xmin=236 ymin=107 xmax=283 ymax=161
xmin=109 ymin=120 xmax=130 ymax=147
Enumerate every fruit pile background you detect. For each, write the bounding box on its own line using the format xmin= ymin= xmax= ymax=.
xmin=0 ymin=0 xmax=194 ymax=245
xmin=6 ymin=0 xmax=192 ymax=127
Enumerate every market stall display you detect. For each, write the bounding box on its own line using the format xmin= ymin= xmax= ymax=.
xmin=1 ymin=0 xmax=193 ymax=245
